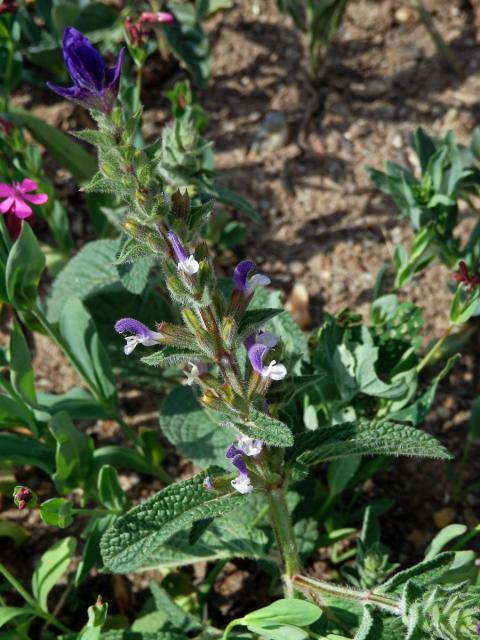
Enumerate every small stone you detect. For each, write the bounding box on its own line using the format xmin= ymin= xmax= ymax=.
xmin=251 ymin=111 xmax=289 ymax=152
xmin=433 ymin=507 xmax=456 ymax=529
xmin=290 ymin=261 xmax=304 ymax=276
xmin=286 ymin=283 xmax=312 ymax=329
xmin=392 ymin=133 xmax=403 ymax=149
xmin=395 ymin=7 xmax=416 ymax=23
xmin=351 ymin=79 xmax=390 ymax=100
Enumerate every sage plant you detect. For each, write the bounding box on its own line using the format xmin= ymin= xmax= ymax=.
xmin=41 ymin=28 xmax=472 ymax=634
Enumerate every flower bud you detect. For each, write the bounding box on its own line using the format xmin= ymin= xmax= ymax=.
xmin=200 ymin=390 xmax=225 ymax=411
xmin=171 ymin=189 xmax=191 ymax=218
xmin=13 ymin=486 xmax=37 ymax=510
xmin=123 ymin=218 xmax=150 ymax=241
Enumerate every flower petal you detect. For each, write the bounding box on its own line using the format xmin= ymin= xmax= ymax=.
xmin=47 ymin=82 xmax=98 ymax=109
xmin=13 ymin=197 xmax=33 ymax=219
xmin=18 ymin=179 xmax=39 ymax=193
xmin=0 ymin=184 xmax=14 ymax=197
xmin=104 ymin=47 xmax=124 ymax=100
xmin=234 ymin=260 xmax=256 ymax=292
xmin=248 ymin=343 xmax=268 ymax=374
xmin=231 ymin=454 xmax=248 ymax=476
xmin=63 ymin=27 xmax=105 ymax=91
xmin=22 ymin=192 xmax=48 ymax=205
xmin=167 ymin=230 xmax=188 ymax=263
xmin=115 ymin=317 xmax=153 ymax=340
xmin=0 ymin=197 xmax=14 ymax=213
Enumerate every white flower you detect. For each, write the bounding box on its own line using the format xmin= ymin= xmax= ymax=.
xmin=183 ymin=362 xmax=201 ymax=386
xmin=237 ymin=435 xmax=263 ymax=457
xmin=231 ymin=474 xmax=253 ymax=494
xmin=178 ymin=255 xmax=199 ymax=275
xmin=262 ymin=360 xmax=287 ymax=381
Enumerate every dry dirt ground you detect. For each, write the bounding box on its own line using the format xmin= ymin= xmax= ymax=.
xmin=3 ymin=0 xmax=480 ymax=627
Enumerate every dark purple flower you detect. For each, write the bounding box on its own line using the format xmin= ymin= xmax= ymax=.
xmin=233 ymin=260 xmax=270 ymax=295
xmin=230 ymin=454 xmax=253 ymax=494
xmin=167 ymin=231 xmax=199 ymax=275
xmin=248 ymin=343 xmax=287 ymax=381
xmin=454 ymin=261 xmax=480 ymax=290
xmin=226 ymin=443 xmax=243 ymax=459
xmin=48 ymin=27 xmax=124 ymax=114
xmin=114 ymin=317 xmax=162 ymax=355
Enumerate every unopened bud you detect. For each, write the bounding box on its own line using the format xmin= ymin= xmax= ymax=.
xmin=200 ymin=390 xmax=225 ymax=411
xmin=222 ymin=317 xmax=237 ymax=347
xmin=13 ymin=486 xmax=37 ymax=510
xmin=171 ymin=189 xmax=191 ymax=218
xmin=123 ymin=218 xmax=150 ymax=241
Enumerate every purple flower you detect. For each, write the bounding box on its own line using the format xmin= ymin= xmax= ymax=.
xmin=48 ymin=27 xmax=124 ymax=114
xmin=114 ymin=317 xmax=162 ymax=355
xmin=248 ymin=343 xmax=287 ymax=381
xmin=167 ymin=231 xmax=199 ymax=275
xmin=202 ymin=476 xmax=214 ymax=490
xmin=245 ymin=331 xmax=278 ymax=352
xmin=234 ymin=260 xmax=270 ymax=295
xmin=230 ymin=454 xmax=253 ymax=494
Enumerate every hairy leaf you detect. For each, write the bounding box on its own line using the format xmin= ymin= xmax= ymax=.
xmin=231 ymin=407 xmax=294 ymax=447
xmin=101 ymin=468 xmax=245 ymax=573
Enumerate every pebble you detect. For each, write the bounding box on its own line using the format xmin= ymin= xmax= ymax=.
xmin=395 ymin=7 xmax=416 ymax=24
xmin=392 ymin=133 xmax=403 ymax=149
xmin=351 ymin=78 xmax=390 ymax=100
xmin=251 ymin=110 xmax=289 ymax=152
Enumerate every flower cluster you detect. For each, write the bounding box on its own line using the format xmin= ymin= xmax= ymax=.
xmin=48 ymin=28 xmax=124 ymax=114
xmin=13 ymin=486 xmax=37 ymax=510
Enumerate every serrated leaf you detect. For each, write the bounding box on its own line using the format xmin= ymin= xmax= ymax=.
xmin=231 ymin=407 xmax=294 ymax=447
xmin=237 ymin=307 xmax=284 ymax=338
xmin=292 ymin=421 xmax=451 ymax=467
xmin=160 ymin=386 xmax=235 ymax=468
xmin=149 ymin=583 xmax=202 ymax=633
xmin=117 ymin=256 xmax=154 ymax=295
xmin=100 ymin=468 xmax=245 ymax=573
xmin=379 ymin=552 xmax=455 ymax=594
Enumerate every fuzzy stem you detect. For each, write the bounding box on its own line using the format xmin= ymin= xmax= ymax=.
xmin=266 ymin=487 xmax=301 ymax=597
xmin=292 ymin=574 xmax=402 ymax=615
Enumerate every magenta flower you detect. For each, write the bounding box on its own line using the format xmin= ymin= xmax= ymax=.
xmin=0 ymin=179 xmax=48 ymax=219
xmin=139 ymin=11 xmax=174 ymax=25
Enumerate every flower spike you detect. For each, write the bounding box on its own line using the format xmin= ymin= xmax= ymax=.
xmin=114 ymin=318 xmax=162 ymax=355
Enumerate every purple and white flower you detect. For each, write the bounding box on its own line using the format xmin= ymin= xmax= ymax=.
xmin=202 ymin=476 xmax=214 ymax=490
xmin=48 ymin=27 xmax=124 ymax=114
xmin=229 ymin=453 xmax=253 ymax=494
xmin=167 ymin=231 xmax=199 ymax=275
xmin=248 ymin=343 xmax=287 ymax=381
xmin=233 ymin=260 xmax=270 ymax=296
xmin=183 ymin=362 xmax=207 ymax=386
xmin=114 ymin=318 xmax=162 ymax=355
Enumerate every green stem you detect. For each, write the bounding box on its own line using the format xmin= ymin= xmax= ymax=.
xmin=416 ymin=325 xmax=452 ymax=373
xmin=410 ymin=0 xmax=461 ymax=73
xmin=0 ymin=564 xmax=71 ymax=634
xmin=134 ymin=65 xmax=144 ymax=112
xmin=292 ymin=574 xmax=401 ymax=615
xmin=266 ymin=487 xmax=300 ymax=597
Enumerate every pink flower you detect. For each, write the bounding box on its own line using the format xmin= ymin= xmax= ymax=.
xmin=139 ymin=11 xmax=174 ymax=25
xmin=0 ymin=179 xmax=48 ymax=219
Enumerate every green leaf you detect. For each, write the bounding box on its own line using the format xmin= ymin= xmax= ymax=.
xmin=0 ymin=606 xmax=30 ymax=628
xmin=160 ymin=386 xmax=235 ymax=468
xmin=39 ymin=498 xmax=74 ymax=529
xmin=0 ymin=394 xmax=36 ymax=431
xmin=250 ymin=289 xmax=309 ymax=365
xmin=231 ymin=407 xmax=294 ymax=447
xmin=293 ymin=421 xmax=451 ymax=467
xmin=0 ymin=520 xmax=29 ymax=546
xmin=424 ymin=524 xmax=467 ymax=561
xmin=141 ymin=347 xmax=207 ymax=369
xmin=59 ymin=298 xmax=116 ymax=403
xmin=117 ymin=256 xmax=154 ymax=295
xmin=379 ymin=552 xmax=455 ymax=594
xmin=327 ymin=457 xmax=361 ymax=495
xmin=97 ymin=465 xmax=127 ymax=511
xmin=237 ymin=308 xmax=284 ymax=337
xmin=93 ymin=446 xmax=158 ymax=476
xmin=5 ymin=223 xmax=45 ymax=310
xmin=0 ymin=432 xmax=54 ymax=475
xmin=37 ymin=388 xmax=108 ymax=421
xmin=10 ymin=108 xmax=96 ymax=182
xmin=9 ymin=323 xmax=36 ymax=405
xmin=246 ymin=623 xmax=309 ymax=640
xmin=100 ymin=468 xmax=246 ymax=573
xmin=244 ymin=599 xmax=322 ymax=626
xmin=47 ymin=239 xmax=120 ymax=322
xmin=149 ymin=582 xmax=202 ymax=633
xmin=31 ymin=537 xmax=77 ymax=611
xmin=50 ymin=411 xmax=93 ymax=493
xmin=164 ymin=2 xmax=212 ymax=88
